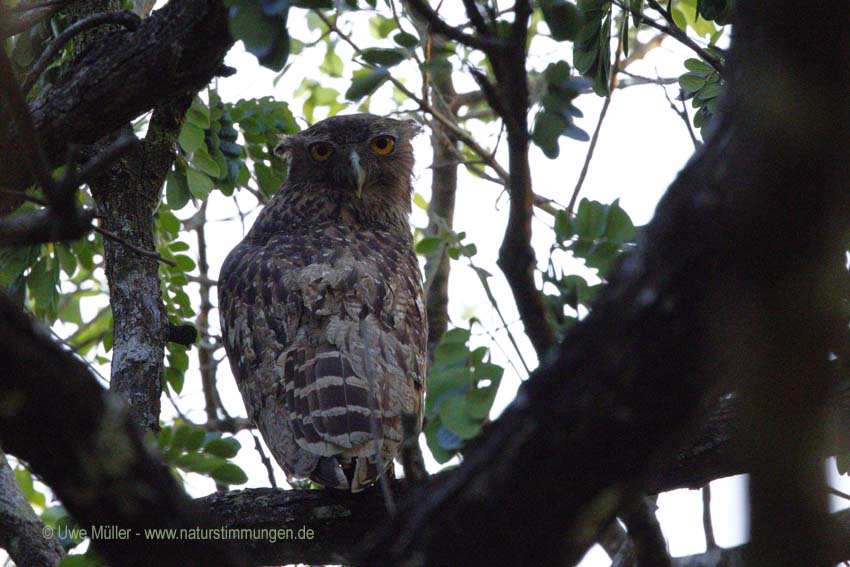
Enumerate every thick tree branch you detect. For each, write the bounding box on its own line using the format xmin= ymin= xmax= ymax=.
xmin=619 ymin=497 xmax=672 ymax=567
xmin=0 ymin=291 xmax=245 ymax=567
xmin=0 ymin=0 xmax=233 ymax=212
xmin=89 ymin=99 xmax=191 ymax=433
xmin=403 ymin=0 xmax=508 ymax=54
xmin=0 ymin=451 xmax=65 ymax=567
xmin=350 ymin=0 xmax=850 ymax=563
xmin=21 ymin=11 xmax=142 ymax=94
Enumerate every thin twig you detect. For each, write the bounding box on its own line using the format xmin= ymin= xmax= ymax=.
xmin=828 ymin=485 xmax=850 ymax=502
xmin=567 ymin=23 xmax=624 ymax=216
xmin=315 ymin=10 xmax=510 ymax=184
xmin=21 ymin=11 xmax=141 ymax=94
xmin=93 ymin=225 xmax=176 ymax=266
xmin=702 ymin=484 xmax=717 ymax=549
xmin=466 ymin=256 xmax=531 ymax=374
xmin=252 ymin=432 xmax=277 ymax=488
xmin=659 ymin=78 xmax=701 ymax=149
xmin=403 ymin=0 xmax=507 ymax=54
xmin=617 ymin=0 xmax=724 ymax=75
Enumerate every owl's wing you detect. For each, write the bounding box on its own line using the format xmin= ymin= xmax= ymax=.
xmin=219 ymin=233 xmax=426 ymax=492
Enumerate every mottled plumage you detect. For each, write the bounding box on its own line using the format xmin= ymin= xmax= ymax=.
xmin=218 ymin=114 xmax=426 ymax=491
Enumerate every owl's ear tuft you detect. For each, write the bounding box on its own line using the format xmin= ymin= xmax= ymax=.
xmin=274 ymin=135 xmax=295 ymax=160
xmin=402 ymin=119 xmax=424 ymax=138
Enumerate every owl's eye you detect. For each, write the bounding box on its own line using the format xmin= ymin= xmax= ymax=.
xmin=369 ymin=136 xmax=395 ymax=155
xmin=309 ymin=142 xmax=334 ymax=161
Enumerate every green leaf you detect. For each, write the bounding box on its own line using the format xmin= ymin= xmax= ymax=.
xmin=554 ymin=209 xmax=573 ymax=241
xmin=203 ymin=437 xmax=241 ymax=458
xmin=574 ymin=198 xmax=606 ymax=238
xmin=679 ymin=72 xmax=707 ymax=93
xmin=415 ymin=236 xmax=444 ymax=256
xmin=186 ymin=168 xmax=213 ymax=199
xmin=437 ymin=395 xmax=481 ymax=440
xmin=320 ymin=45 xmax=344 ymax=77
xmin=532 ymin=110 xmax=568 ymax=159
xmin=360 ymin=47 xmax=406 ymax=67
xmin=836 ymin=453 xmax=850 ymax=475
xmin=176 ymin=453 xmax=226 ymax=473
xmin=174 ymin=254 xmax=196 ymax=272
xmin=211 ymin=463 xmax=248 ymax=485
xmin=190 ymin=145 xmax=222 ymax=178
xmin=540 ymin=0 xmax=581 ymax=41
xmin=419 ymin=57 xmax=452 ymax=81
xmin=394 ymin=31 xmax=419 ymax=48
xmin=413 ymin=193 xmax=428 ymax=210
xmin=434 ymin=341 xmax=469 ymax=366
xmin=605 ymin=202 xmax=636 ymax=243
xmin=170 ymin=425 xmax=191 ymax=452
xmin=345 ymin=68 xmax=390 ymax=100
xmin=424 ymin=419 xmax=456 ymax=463
xmin=573 ymin=3 xmax=612 ymax=96
xmin=166 ymin=171 xmax=191 ymax=210
xmin=684 ymin=57 xmax=714 ymax=75
xmin=178 ymin=123 xmax=204 ymax=153
xmin=185 ymin=428 xmax=206 ymax=452
xmin=164 ymin=367 xmax=184 ymax=394
xmin=186 ymin=97 xmax=210 ymax=129
xmin=697 ymin=0 xmax=731 ymax=24
xmin=56 ymin=243 xmax=77 ymax=277
xmin=465 ymin=381 xmax=500 ymax=420
xmin=368 ymin=15 xmax=396 ymax=38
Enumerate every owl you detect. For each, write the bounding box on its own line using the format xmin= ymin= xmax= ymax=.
xmin=218 ymin=114 xmax=427 ymax=492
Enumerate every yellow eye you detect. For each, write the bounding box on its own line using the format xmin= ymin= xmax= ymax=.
xmin=309 ymin=142 xmax=334 ymax=161
xmin=369 ymin=136 xmax=395 ymax=155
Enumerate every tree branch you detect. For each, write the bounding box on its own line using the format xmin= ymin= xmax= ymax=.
xmin=350 ymin=0 xmax=849 ymax=561
xmin=0 ymin=451 xmax=65 ymax=567
xmin=21 ymin=11 xmax=141 ymax=94
xmin=403 ymin=0 xmax=508 ymax=54
xmin=0 ymin=290 xmax=245 ymax=567
xmin=0 ymin=0 xmax=233 ymax=212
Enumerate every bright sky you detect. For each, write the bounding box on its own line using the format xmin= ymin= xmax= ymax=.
xmin=7 ymin=3 xmax=850 ymax=567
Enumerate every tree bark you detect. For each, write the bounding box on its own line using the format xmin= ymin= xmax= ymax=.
xmin=0 ymin=0 xmax=232 ymax=213
xmin=89 ymin=101 xmax=189 ymax=433
xmin=0 ymin=291 xmax=244 ymax=567
xmin=0 ymin=451 xmax=65 ymax=567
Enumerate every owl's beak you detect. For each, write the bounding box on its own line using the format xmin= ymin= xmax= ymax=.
xmin=349 ymin=150 xmax=366 ymax=198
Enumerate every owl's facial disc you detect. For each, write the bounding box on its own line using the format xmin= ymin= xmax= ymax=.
xmin=348 ymin=149 xmax=367 ymax=198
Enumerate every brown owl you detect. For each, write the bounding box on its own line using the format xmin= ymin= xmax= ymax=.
xmin=218 ymin=114 xmax=426 ymax=492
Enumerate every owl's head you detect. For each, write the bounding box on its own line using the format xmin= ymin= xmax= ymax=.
xmin=274 ymin=114 xmax=422 ymax=210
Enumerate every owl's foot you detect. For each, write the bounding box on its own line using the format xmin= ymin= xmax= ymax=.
xmin=311 ymin=456 xmax=349 ymax=490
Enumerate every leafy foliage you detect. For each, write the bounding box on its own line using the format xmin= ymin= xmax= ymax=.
xmin=169 ymin=90 xmax=298 ymax=208
xmin=224 ymin=0 xmax=292 ymax=71
xmin=574 ymin=0 xmax=612 ymax=96
xmin=424 ymin=328 xmax=503 ymax=464
xmin=544 ymin=199 xmax=636 ymax=334
xmin=531 ymin=61 xmax=589 ymax=158
xmin=679 ymin=57 xmax=723 ymax=132
xmin=538 ymin=0 xmax=582 ymax=42
xmin=156 ymin=423 xmax=248 ymax=486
